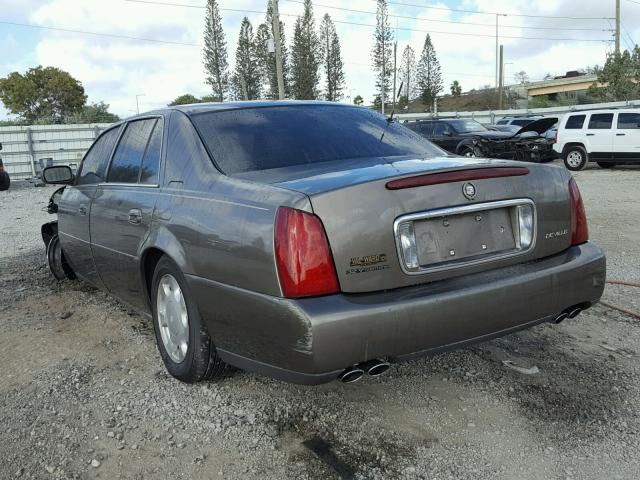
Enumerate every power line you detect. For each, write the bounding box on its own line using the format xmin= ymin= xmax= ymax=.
xmin=283 ymin=0 xmax=612 ymax=32
xmin=376 ymin=0 xmax=616 ymax=20
xmin=0 ymin=20 xmax=202 ymax=47
xmin=121 ymin=0 xmax=613 ymax=43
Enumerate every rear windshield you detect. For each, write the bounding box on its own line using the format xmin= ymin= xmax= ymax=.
xmin=191 ymin=105 xmax=443 ymax=174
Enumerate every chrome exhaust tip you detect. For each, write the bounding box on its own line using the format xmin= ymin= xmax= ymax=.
xmin=362 ymin=359 xmax=391 ymax=377
xmin=567 ymin=308 xmax=582 ymax=319
xmin=338 ymin=367 xmax=364 ymax=383
xmin=553 ymin=312 xmax=568 ymax=324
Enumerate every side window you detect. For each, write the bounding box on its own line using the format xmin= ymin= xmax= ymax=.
xmin=108 ymin=119 xmax=156 ymax=183
xmin=432 ymin=123 xmax=450 ymax=135
xmin=565 ymin=115 xmax=586 ymax=129
xmin=77 ymin=127 xmax=120 ymax=185
xmin=497 ymin=120 xmax=508 ymax=125
xmin=165 ymin=111 xmax=212 ymax=184
xmin=139 ymin=119 xmax=163 ymax=184
xmin=512 ymin=119 xmax=532 ymax=127
xmin=617 ymin=113 xmax=640 ymax=129
xmin=420 ymin=122 xmax=434 ymax=136
xmin=587 ymin=113 xmax=613 ymax=130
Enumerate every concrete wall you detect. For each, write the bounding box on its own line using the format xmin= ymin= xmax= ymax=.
xmin=0 ymin=123 xmax=112 ymax=180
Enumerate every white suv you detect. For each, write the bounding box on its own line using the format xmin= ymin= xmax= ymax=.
xmin=553 ymin=108 xmax=640 ymax=170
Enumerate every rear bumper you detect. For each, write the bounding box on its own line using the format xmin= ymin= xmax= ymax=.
xmin=188 ymin=242 xmax=606 ymax=385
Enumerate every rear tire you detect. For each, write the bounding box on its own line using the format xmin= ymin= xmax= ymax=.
xmin=597 ymin=162 xmax=616 ymax=169
xmin=151 ymin=256 xmax=225 ymax=383
xmin=563 ymin=146 xmax=588 ymax=171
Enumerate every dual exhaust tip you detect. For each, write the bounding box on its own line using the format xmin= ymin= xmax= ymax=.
xmin=338 ymin=359 xmax=390 ymax=383
xmin=553 ymin=304 xmax=587 ymax=324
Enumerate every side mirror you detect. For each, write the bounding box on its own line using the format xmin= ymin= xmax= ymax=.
xmin=43 ymin=165 xmax=74 ymax=185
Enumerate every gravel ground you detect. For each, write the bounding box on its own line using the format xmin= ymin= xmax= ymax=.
xmin=0 ymin=163 xmax=639 ymax=480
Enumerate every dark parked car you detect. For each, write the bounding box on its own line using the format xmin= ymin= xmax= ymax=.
xmin=41 ymin=102 xmax=605 ymax=385
xmin=0 ymin=143 xmax=10 ymax=191
xmin=405 ymin=118 xmax=558 ymax=162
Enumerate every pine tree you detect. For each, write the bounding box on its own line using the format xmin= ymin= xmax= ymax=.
xmin=416 ymin=34 xmax=442 ymax=108
xmin=254 ymin=23 xmax=272 ymax=98
xmin=371 ymin=0 xmax=393 ymax=110
xmin=291 ymin=0 xmax=320 ymax=100
xmin=399 ymin=45 xmax=416 ymax=100
xmin=232 ymin=17 xmax=261 ymax=100
xmin=203 ymin=0 xmax=229 ymax=101
xmin=319 ymin=14 xmax=345 ymax=101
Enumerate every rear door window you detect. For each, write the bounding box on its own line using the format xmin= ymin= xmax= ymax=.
xmin=77 ymin=126 xmax=121 ymax=185
xmin=565 ymin=115 xmax=586 ymax=129
xmin=108 ymin=119 xmax=157 ymax=183
xmin=617 ymin=112 xmax=640 ymax=129
xmin=587 ymin=113 xmax=613 ymax=130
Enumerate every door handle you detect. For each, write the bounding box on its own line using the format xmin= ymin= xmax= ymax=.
xmin=616 ymin=133 xmax=626 ymax=136
xmin=586 ymin=133 xmax=595 ymax=136
xmin=128 ymin=208 xmax=142 ymax=225
xmin=78 ymin=204 xmax=87 ymax=216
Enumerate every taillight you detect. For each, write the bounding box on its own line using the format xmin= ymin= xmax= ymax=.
xmin=568 ymin=177 xmax=588 ymax=245
xmin=274 ymin=207 xmax=340 ymax=298
xmin=553 ymin=130 xmax=558 ymax=144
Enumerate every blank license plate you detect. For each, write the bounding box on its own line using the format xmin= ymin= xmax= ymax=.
xmin=413 ymin=207 xmax=516 ymax=267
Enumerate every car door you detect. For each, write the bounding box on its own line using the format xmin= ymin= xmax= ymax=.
xmin=614 ymin=112 xmax=640 ymax=162
xmin=57 ymin=126 xmax=122 ymax=287
xmin=90 ymin=117 xmax=164 ymax=310
xmin=585 ymin=113 xmax=614 ymax=162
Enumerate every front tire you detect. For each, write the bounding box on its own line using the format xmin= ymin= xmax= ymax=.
xmin=563 ymin=146 xmax=588 ymax=171
xmin=460 ymin=146 xmax=477 ymax=158
xmin=151 ymin=256 xmax=225 ymax=383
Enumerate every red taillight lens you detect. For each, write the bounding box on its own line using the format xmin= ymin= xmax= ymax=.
xmin=274 ymin=207 xmax=340 ymax=298
xmin=553 ymin=130 xmax=558 ymax=144
xmin=568 ymin=177 xmax=588 ymax=245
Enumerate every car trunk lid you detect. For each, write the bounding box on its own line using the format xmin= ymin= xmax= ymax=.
xmin=241 ymin=155 xmax=573 ymax=294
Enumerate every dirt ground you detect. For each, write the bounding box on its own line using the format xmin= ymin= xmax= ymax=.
xmin=0 ymin=163 xmax=639 ymax=480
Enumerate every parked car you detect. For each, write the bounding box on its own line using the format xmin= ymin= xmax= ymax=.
xmin=405 ymin=117 xmax=557 ymax=162
xmin=0 ymin=143 xmax=10 ymax=191
xmin=554 ymin=108 xmax=640 ymax=170
xmin=41 ymin=101 xmax=605 ymax=385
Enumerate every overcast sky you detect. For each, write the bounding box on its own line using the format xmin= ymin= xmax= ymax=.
xmin=0 ymin=0 xmax=637 ymax=119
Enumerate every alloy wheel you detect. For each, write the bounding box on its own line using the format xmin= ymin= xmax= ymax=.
xmin=157 ymin=274 xmax=189 ymax=363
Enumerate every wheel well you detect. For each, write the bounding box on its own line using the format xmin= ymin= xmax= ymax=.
xmin=141 ymin=248 xmax=166 ymax=305
xmin=562 ymin=142 xmax=586 ymax=157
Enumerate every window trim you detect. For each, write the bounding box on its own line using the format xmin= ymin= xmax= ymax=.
xmin=74 ymin=124 xmax=123 ymax=187
xmin=103 ymin=115 xmax=164 ymax=188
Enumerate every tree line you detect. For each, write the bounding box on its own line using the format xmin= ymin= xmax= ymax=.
xmin=190 ymin=0 xmax=445 ymax=109
xmin=199 ymin=0 xmax=345 ymax=103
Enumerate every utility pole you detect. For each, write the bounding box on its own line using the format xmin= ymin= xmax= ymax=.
xmin=381 ymin=40 xmax=386 ymax=114
xmin=135 ymin=94 xmax=145 ymax=115
xmin=615 ymin=0 xmax=621 ymax=54
xmin=495 ymin=14 xmax=499 ymax=89
xmin=392 ymin=41 xmax=397 ymax=111
xmin=271 ymin=0 xmax=285 ymax=99
xmin=498 ymin=45 xmax=504 ymax=110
